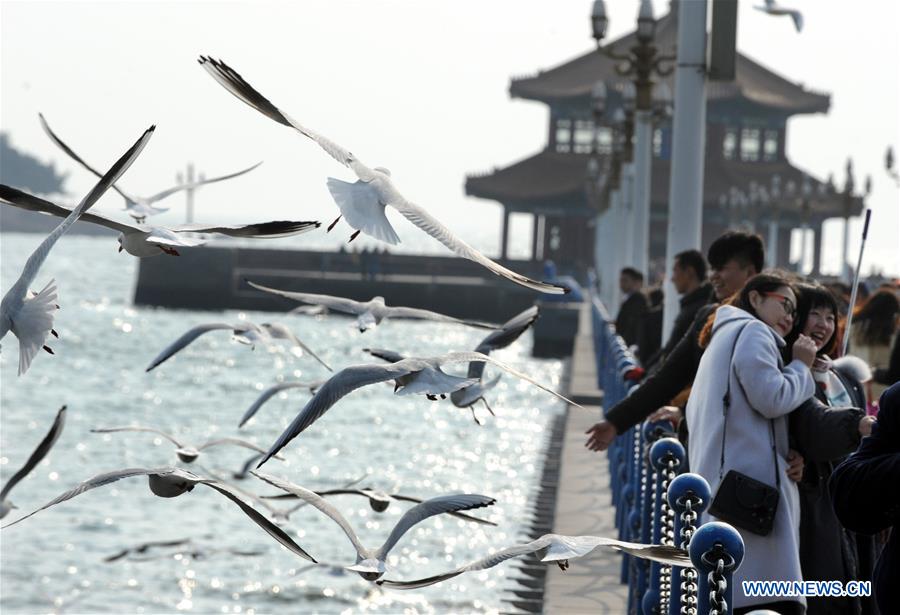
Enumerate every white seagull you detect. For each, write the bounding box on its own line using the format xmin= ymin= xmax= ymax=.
xmin=199 ymin=56 xmax=568 ymax=295
xmin=247 ymin=281 xmax=494 ymax=332
xmin=754 ymin=0 xmax=803 ymax=32
xmin=238 ymin=380 xmax=324 ymax=428
xmin=90 ymin=425 xmax=284 ymax=464
xmin=40 ymin=113 xmax=262 ymax=222
xmin=255 ymin=351 xmax=579 ymax=467
xmin=253 ymin=471 xmax=495 ymax=581
xmin=0 ymin=406 xmax=67 ymax=518
xmin=145 ymin=320 xmax=331 ymax=372
xmin=377 ymin=533 xmax=690 ymax=589
xmin=0 ymin=466 xmax=316 ymax=563
xmin=263 ymin=486 xmax=497 ymax=526
xmin=364 ymin=305 xmax=540 ymax=423
xmin=0 ymin=126 xmax=154 ymax=375
xmin=0 ymin=184 xmax=320 ymax=257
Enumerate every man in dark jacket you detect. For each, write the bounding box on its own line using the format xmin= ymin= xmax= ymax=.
xmin=643 ymin=249 xmax=713 ymax=371
xmin=615 ymin=267 xmax=647 ymax=348
xmin=830 ymin=382 xmax=900 ymax=615
xmin=586 ymin=231 xmax=764 ymax=450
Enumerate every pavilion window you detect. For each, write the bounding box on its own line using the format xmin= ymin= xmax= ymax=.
xmin=723 ymin=128 xmax=737 ymax=160
xmin=555 ymin=119 xmax=572 ymax=153
xmin=595 ymin=127 xmax=613 ymax=154
xmin=573 ymin=120 xmax=595 ymax=154
xmin=763 ymin=129 xmax=779 ymax=161
xmin=740 ymin=127 xmax=761 ymax=161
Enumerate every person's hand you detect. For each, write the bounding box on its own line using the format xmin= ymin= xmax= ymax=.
xmin=858 ymin=415 xmax=877 ymax=437
xmin=585 ymin=421 xmax=618 ymax=452
xmin=792 ymin=334 xmax=817 ymax=368
xmin=647 ymin=405 xmax=683 ymax=428
xmin=786 ymin=449 xmax=805 ymax=482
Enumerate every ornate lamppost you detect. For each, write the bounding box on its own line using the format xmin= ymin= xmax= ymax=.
xmin=591 ymin=0 xmax=675 ymax=280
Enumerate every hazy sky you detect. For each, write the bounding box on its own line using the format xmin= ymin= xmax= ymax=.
xmin=1 ymin=0 xmax=898 ymax=275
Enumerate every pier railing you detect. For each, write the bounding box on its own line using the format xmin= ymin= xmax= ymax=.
xmin=591 ymin=295 xmax=744 ymax=615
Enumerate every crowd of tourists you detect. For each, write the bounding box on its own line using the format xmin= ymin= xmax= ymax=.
xmin=586 ymin=231 xmax=899 ymax=615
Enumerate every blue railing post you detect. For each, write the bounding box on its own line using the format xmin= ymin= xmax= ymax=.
xmin=667 ymin=473 xmax=711 ymax=615
xmin=689 ymin=522 xmax=745 ymax=615
xmin=643 ymin=438 xmax=685 ymax=614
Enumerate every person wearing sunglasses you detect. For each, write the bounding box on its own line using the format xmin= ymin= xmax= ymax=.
xmin=686 ymin=272 xmax=816 ymax=615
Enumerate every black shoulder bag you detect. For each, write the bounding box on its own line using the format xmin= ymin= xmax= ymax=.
xmin=708 ymin=324 xmax=781 ymax=536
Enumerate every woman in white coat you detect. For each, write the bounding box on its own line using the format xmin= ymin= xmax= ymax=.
xmin=686 ymin=272 xmax=817 ymax=615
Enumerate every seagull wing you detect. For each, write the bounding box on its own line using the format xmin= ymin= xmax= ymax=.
xmin=389 ymin=199 xmax=567 ymax=295
xmin=38 ymin=113 xmax=137 ymax=203
xmin=378 ymin=535 xmax=554 ymax=589
xmin=239 ymin=381 xmax=318 ymax=428
xmin=256 ymin=362 xmax=412 ymax=467
xmin=381 ymin=305 xmax=495 ymax=329
xmin=9 ymin=125 xmax=154 ymax=297
xmin=539 ymin=535 xmax=690 ymax=568
xmin=259 ymin=323 xmax=332 ymax=372
xmin=375 ymin=494 xmax=496 ymax=560
xmin=470 ymin=306 xmax=540 ymax=379
xmin=169 ymin=220 xmax=320 ymax=239
xmin=0 ymin=406 xmax=67 ymax=502
xmin=144 ymin=161 xmax=263 ymax=203
xmin=90 ymin=426 xmax=185 ymax=449
xmin=145 ymin=323 xmax=235 ymax=371
xmin=252 ymin=472 xmax=367 ymax=558
xmin=201 ymin=481 xmax=316 ymax=562
xmin=362 ymin=348 xmax=407 ymax=363
xmin=433 ymin=352 xmax=580 ymax=407
xmin=388 ymin=493 xmax=498 ymax=526
xmin=790 ymin=10 xmax=803 ymax=31
xmin=198 ymin=56 xmax=379 ymax=182
xmin=0 ymin=185 xmax=140 ymax=235
xmin=246 ymin=281 xmax=366 ymax=315
xmin=1 ymin=467 xmax=176 ymax=528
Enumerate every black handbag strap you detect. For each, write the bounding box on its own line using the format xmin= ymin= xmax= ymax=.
xmin=719 ymin=323 xmax=782 ymax=491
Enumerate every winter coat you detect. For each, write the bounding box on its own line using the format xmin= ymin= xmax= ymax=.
xmin=686 ymin=305 xmax=815 ymax=611
xmin=831 ymin=383 xmax=900 ymax=615
xmin=790 ymin=370 xmax=870 ymax=615
xmin=644 ymin=282 xmax=714 ymax=370
xmin=615 ymin=291 xmax=648 ymax=348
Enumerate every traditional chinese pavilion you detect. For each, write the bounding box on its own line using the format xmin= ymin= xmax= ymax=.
xmin=465 ymin=8 xmax=863 ymax=280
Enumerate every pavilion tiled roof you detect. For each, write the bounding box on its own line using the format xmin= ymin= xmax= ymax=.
xmin=508 ymin=11 xmax=830 ymax=115
xmin=465 ymin=149 xmax=861 ymax=222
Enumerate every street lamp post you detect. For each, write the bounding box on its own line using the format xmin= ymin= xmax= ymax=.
xmin=592 ymin=0 xmax=674 ymax=281
xmin=838 ymin=159 xmax=872 ymax=281
xmin=766 ymin=174 xmax=782 ymax=268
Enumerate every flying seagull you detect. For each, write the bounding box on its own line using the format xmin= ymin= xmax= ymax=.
xmin=0 ymin=185 xmax=319 ymax=257
xmin=377 ymin=533 xmax=690 ymax=589
xmin=255 ymin=351 xmax=580 ymax=467
xmin=39 ymin=113 xmax=262 ymax=222
xmin=246 ymin=281 xmax=495 ymax=332
xmin=198 ymin=56 xmax=567 ymax=295
xmin=90 ymin=425 xmax=284 ymax=464
xmin=754 ymin=0 xmax=803 ymax=32
xmin=238 ymin=380 xmax=324 ymax=428
xmin=263 ymin=486 xmax=497 ymax=526
xmin=0 ymin=466 xmax=316 ymax=562
xmin=145 ymin=320 xmax=331 ymax=372
xmin=365 ymin=305 xmax=540 ymax=423
xmin=103 ymin=537 xmax=195 ymax=563
xmin=0 ymin=406 xmax=67 ymax=518
xmin=253 ymin=471 xmax=494 ymax=581
xmin=0 ymin=125 xmax=154 ymax=375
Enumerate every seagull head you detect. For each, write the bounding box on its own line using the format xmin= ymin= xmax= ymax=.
xmin=117 ymin=236 xmax=124 ymax=253
xmin=148 ymin=473 xmax=197 ymax=498
xmin=175 ymin=447 xmax=201 ymax=463
xmin=347 ymin=558 xmax=389 ymax=581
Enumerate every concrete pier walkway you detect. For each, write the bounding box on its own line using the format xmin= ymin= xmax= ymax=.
xmin=542 ymin=302 xmax=628 ymax=614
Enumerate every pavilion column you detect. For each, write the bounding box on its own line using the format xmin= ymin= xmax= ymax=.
xmin=811 ymin=219 xmax=823 ymax=276
xmin=500 ymin=207 xmax=510 ymax=260
xmin=531 ymin=213 xmax=542 ymax=261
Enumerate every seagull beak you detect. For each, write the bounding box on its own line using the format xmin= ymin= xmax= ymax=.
xmin=118 ymin=245 xmax=124 ymax=253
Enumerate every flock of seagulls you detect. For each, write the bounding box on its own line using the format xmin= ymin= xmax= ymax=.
xmin=0 ymin=53 xmax=685 ymax=606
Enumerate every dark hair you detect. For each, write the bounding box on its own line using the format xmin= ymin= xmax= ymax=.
xmin=675 ymin=249 xmax=707 ymax=281
xmin=707 ymin=231 xmax=765 ymax=274
xmin=620 ymin=267 xmax=644 ymax=282
xmin=792 ymin=282 xmax=839 ymax=356
xmin=698 ymin=271 xmax=797 ymax=348
xmin=852 ymin=289 xmax=900 ymax=346
xmin=648 ymin=287 xmax=664 ymax=307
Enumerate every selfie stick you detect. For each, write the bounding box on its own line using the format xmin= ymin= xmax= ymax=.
xmin=840 ymin=208 xmax=872 ymax=357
